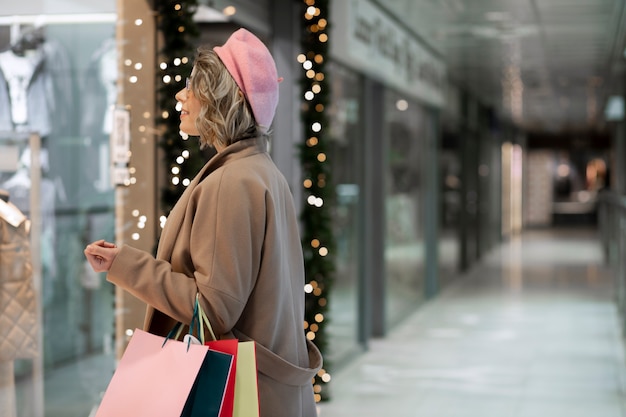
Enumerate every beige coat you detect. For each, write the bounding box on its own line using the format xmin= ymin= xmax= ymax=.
xmin=107 ymin=137 xmax=322 ymax=417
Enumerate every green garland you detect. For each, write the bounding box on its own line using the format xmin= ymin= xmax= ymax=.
xmin=299 ymin=0 xmax=335 ymax=402
xmin=155 ymin=0 xmax=202 ymax=216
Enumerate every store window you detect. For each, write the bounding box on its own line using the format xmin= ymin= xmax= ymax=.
xmin=0 ymin=6 xmax=116 ymax=417
xmin=383 ymin=90 xmax=426 ymax=327
xmin=325 ymin=62 xmax=364 ymax=364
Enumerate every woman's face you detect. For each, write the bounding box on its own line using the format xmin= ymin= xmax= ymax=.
xmin=175 ymin=69 xmax=201 ymax=136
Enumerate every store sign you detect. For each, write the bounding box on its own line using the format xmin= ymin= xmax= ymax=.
xmin=330 ymin=0 xmax=446 ymax=108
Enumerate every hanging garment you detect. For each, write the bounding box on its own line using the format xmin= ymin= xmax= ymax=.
xmin=0 ymin=197 xmax=38 ymax=361
xmin=0 ymin=38 xmax=74 ymax=137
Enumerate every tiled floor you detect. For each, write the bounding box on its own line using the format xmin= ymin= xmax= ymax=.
xmin=317 ymin=228 xmax=626 ymax=417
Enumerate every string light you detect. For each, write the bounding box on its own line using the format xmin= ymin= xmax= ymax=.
xmin=299 ymin=0 xmax=332 ymax=402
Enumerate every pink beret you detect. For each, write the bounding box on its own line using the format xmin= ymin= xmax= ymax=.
xmin=214 ymin=29 xmax=280 ymax=129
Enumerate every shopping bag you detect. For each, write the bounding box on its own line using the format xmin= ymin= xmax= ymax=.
xmin=181 ymin=341 xmax=234 ymax=417
xmin=95 ymin=329 xmax=232 ymax=417
xmin=194 ymin=294 xmax=260 ymax=417
xmin=205 ymin=340 xmax=260 ymax=417
xmin=205 ymin=339 xmax=239 ymax=417
xmin=232 ymin=341 xmax=260 ymax=417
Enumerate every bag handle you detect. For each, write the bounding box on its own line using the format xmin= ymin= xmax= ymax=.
xmin=163 ymin=293 xmax=218 ymax=350
xmin=194 ymin=293 xmax=217 ymax=342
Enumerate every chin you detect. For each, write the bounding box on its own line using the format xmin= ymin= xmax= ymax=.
xmin=181 ymin=124 xmax=199 ymax=137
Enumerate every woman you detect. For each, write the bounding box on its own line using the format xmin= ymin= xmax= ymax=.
xmin=84 ymin=28 xmax=322 ymax=417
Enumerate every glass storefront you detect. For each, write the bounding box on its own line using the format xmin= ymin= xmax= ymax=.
xmin=383 ymin=89 xmax=426 ymax=327
xmin=325 ymin=62 xmax=363 ymax=365
xmin=0 ymin=5 xmax=116 ymax=417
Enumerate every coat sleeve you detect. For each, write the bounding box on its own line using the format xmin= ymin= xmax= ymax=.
xmin=107 ymin=166 xmax=266 ymax=334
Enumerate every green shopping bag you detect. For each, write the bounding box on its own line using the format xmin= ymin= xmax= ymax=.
xmin=181 ymin=346 xmax=233 ymax=417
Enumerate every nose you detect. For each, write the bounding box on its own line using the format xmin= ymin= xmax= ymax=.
xmin=175 ymin=88 xmax=186 ymax=102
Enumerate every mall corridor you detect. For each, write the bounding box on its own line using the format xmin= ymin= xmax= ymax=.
xmin=317 ymin=227 xmax=626 ymax=417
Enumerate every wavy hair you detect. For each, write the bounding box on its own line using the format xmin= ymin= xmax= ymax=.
xmin=190 ymin=46 xmax=264 ymax=149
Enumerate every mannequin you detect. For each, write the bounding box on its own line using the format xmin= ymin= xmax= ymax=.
xmin=0 ymin=48 xmax=41 ymax=127
xmin=98 ymin=40 xmax=117 ymax=135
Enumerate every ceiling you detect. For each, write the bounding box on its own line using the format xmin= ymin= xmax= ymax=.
xmin=374 ymin=0 xmax=626 ymax=135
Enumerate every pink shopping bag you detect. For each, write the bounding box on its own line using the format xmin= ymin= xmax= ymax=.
xmin=96 ymin=329 xmax=218 ymax=417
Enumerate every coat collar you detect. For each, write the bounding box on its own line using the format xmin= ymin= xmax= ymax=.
xmin=194 ymin=136 xmax=268 ymax=185
xmin=156 ymin=137 xmax=268 ymax=260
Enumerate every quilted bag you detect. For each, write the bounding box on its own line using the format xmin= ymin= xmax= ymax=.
xmin=0 ymin=199 xmax=38 ymax=361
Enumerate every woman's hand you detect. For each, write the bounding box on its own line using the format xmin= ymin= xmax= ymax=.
xmin=84 ymin=239 xmax=120 ymax=273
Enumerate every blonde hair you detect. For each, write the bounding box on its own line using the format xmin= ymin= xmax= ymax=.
xmin=190 ymin=46 xmax=265 ymax=149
